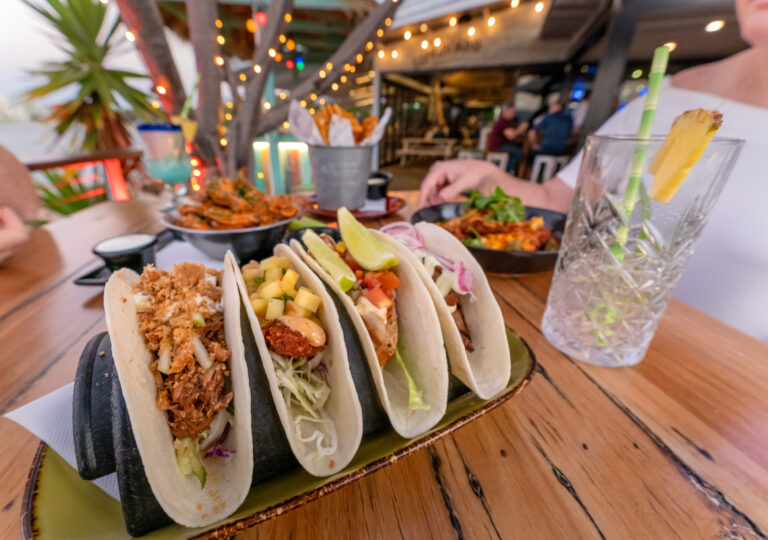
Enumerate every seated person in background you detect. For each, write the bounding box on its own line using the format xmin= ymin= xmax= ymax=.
xmin=417 ymin=0 xmax=768 ymax=343
xmin=528 ymin=100 xmax=573 ymax=156
xmin=460 ymin=115 xmax=481 ymax=145
xmin=487 ymin=100 xmax=529 ymax=173
xmin=0 ymin=207 xmax=29 ymax=264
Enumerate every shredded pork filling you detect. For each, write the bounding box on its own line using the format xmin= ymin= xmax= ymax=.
xmin=136 ymin=263 xmax=233 ymax=440
xmin=433 ymin=267 xmax=474 ymax=352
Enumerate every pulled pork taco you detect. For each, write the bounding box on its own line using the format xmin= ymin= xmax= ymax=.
xmin=227 ymin=246 xmax=362 ymax=476
xmin=380 ymin=222 xmax=510 ymax=399
xmin=104 ymin=263 xmax=252 ymax=528
xmin=292 ymin=209 xmax=448 ymax=438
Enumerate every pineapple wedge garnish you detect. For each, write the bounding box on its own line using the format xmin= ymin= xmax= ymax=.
xmin=649 ymin=108 xmax=722 ymax=202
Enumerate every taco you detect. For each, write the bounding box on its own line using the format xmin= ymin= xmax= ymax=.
xmin=104 ymin=263 xmax=252 ymax=528
xmin=227 ymin=246 xmax=363 ymax=476
xmin=379 ymin=222 xmax=511 ymax=399
xmin=292 ymin=209 xmax=448 ymax=438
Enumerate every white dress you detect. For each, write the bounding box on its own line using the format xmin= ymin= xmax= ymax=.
xmin=557 ymin=78 xmax=768 ymax=343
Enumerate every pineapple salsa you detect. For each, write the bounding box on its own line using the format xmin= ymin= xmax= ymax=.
xmin=241 ymin=256 xmax=338 ymax=461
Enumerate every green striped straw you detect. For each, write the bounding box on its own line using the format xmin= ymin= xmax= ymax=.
xmin=610 ymin=46 xmax=670 ymax=259
xmin=181 ymin=74 xmax=201 ymax=119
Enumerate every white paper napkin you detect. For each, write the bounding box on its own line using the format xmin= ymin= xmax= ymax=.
xmin=5 ymin=384 xmax=121 ymax=500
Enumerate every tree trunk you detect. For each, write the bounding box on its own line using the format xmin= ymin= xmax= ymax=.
xmin=114 ymin=0 xmax=186 ymax=115
xmin=231 ymin=0 xmax=294 ymax=171
xmin=186 ymin=0 xmax=223 ymax=170
xmin=250 ymin=0 xmax=399 ymax=138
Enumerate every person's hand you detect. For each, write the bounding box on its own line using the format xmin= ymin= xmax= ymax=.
xmin=419 ymin=159 xmax=500 ymax=207
xmin=0 ymin=207 xmax=30 ymax=263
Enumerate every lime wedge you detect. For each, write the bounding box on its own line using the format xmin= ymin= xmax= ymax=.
xmin=302 ymin=230 xmax=356 ymax=292
xmin=337 ymin=207 xmax=398 ymax=270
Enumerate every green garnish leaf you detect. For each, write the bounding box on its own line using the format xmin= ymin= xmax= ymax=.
xmin=464 ymin=187 xmax=526 ymax=222
xmin=393 ymin=348 xmax=430 ymax=411
xmin=463 ymin=238 xmax=483 ymax=248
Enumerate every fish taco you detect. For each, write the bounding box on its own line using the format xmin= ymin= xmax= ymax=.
xmin=292 ymin=209 xmax=448 ymax=438
xmin=227 ymin=245 xmax=363 ymax=476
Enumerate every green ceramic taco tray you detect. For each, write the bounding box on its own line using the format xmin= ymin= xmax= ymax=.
xmin=22 ymin=328 xmax=535 ymax=539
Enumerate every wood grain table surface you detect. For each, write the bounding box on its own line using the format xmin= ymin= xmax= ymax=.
xmin=1 ymin=191 xmax=767 ymax=539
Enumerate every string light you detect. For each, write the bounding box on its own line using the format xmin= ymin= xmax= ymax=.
xmin=420 ymin=23 xmax=427 ymax=32
xmin=283 ymin=121 xmax=290 ymax=129
xmin=268 ymin=48 xmax=276 ymax=57
xmin=263 ymin=102 xmax=272 ymax=109
xmin=190 ymin=157 xmax=200 ymax=167
xmin=404 ymin=30 xmax=412 ymax=40
xmin=390 ymin=51 xmax=398 ymax=59
xmin=421 ymin=40 xmax=428 ymax=50
xmin=349 ymin=66 xmax=356 ymax=73
xmin=331 ymin=82 xmax=339 ymax=91
xmin=287 ymin=39 xmax=295 ymax=51
xmin=217 ymin=35 xmax=225 ymax=45
xmin=309 ymin=93 xmax=317 ymax=100
xmin=378 ymin=50 xmax=385 ymax=59
xmin=125 ymin=30 xmax=135 ymax=42
xmin=226 ymin=101 xmax=234 ymax=108
xmin=274 ymin=52 xmax=282 ymax=62
xmin=193 ymin=168 xmax=202 ymax=177
xmin=319 ymin=69 xmax=327 ymax=78
xmin=151 ymin=100 xmax=160 ymax=109
xmin=326 ymin=62 xmax=333 ymax=70
xmin=705 ymin=19 xmax=724 ymax=32
xmin=377 ymin=28 xmax=384 ymax=37
xmin=220 ymin=137 xmax=228 ymax=146
xmin=434 ymin=37 xmax=441 ymax=47
xmin=319 ymin=98 xmax=326 ymax=105
xmin=239 ymin=73 xmax=247 ymax=81
xmin=309 ymin=107 xmax=316 ymax=114
xmin=254 ymin=64 xmax=262 ymax=73
xmin=356 ymin=53 xmax=364 ymax=63
xmin=156 ymin=85 xmax=167 ymax=95
xmin=510 ymin=0 xmax=519 ymax=7
xmin=534 ymin=2 xmax=544 ymax=13
xmin=467 ymin=26 xmax=476 ymax=37
xmin=365 ymin=41 xmax=373 ymax=51
xmin=339 ymin=75 xmax=346 ymax=83
xmin=385 ymin=17 xmax=392 ymax=26
xmin=284 ymin=13 xmax=292 ymax=23
xmin=449 ymin=16 xmax=457 ymax=27
xmin=246 ymin=18 xmax=257 ymax=33
xmin=255 ymin=11 xmax=267 ymax=26
xmin=215 ymin=55 xmax=224 ymax=66
xmin=631 ymin=69 xmax=643 ymax=79
xmin=344 ymin=63 xmax=351 ymax=71
xmin=300 ymin=99 xmax=307 ymax=107
xmin=215 ymin=19 xmax=223 ymax=28
xmin=279 ymin=91 xmax=287 ymax=99
xmin=279 ymin=34 xmax=287 ymax=43
xmin=225 ymin=112 xmax=233 ymax=120
xmin=286 ymin=59 xmax=295 ymax=69
xmin=488 ymin=16 xmax=496 ymax=27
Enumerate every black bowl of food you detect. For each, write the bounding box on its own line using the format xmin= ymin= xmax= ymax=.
xmin=162 ymin=178 xmax=298 ymax=262
xmin=411 ymin=189 xmax=567 ymax=274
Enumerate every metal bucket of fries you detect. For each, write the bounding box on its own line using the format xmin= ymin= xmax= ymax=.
xmin=308 ymin=144 xmax=373 ymax=210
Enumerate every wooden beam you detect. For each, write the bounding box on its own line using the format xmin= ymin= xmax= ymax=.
xmin=252 ymin=0 xmax=399 ymax=136
xmin=114 ymin=0 xmax=186 ymax=114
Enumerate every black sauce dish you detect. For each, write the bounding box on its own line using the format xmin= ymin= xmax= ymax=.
xmin=367 ymin=171 xmax=392 ymax=200
xmin=92 ymin=233 xmax=157 ymax=273
xmin=411 ymin=202 xmax=567 ymax=274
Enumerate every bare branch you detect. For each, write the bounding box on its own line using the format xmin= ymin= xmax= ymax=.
xmin=114 ymin=0 xmax=186 ymax=114
xmin=251 ymin=0 xmax=399 ymax=136
xmin=232 ymin=0 xmax=294 ymax=170
xmin=186 ymin=0 xmax=223 ymax=171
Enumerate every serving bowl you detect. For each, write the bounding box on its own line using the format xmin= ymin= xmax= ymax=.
xmin=161 ymin=212 xmax=292 ymax=262
xmin=411 ymin=202 xmax=567 ymax=274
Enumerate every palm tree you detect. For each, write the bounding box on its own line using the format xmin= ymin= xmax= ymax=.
xmin=23 ymin=0 xmax=162 ymax=151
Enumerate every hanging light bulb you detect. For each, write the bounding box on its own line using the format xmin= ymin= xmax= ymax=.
xmin=263 ymin=102 xmax=272 ymax=109
xmin=434 ymin=37 xmax=441 ymax=47
xmin=385 ymin=17 xmax=392 ymax=26
xmin=279 ymin=91 xmax=287 ymax=99
xmin=284 ymin=13 xmax=292 ymax=23
xmin=534 ymin=2 xmax=544 ymax=13
xmin=156 ymin=85 xmax=167 ymax=95
xmin=510 ymin=0 xmax=519 ymax=7
xmin=377 ymin=29 xmax=384 ymax=37
xmin=404 ymin=30 xmax=412 ymax=40
xmin=391 ymin=50 xmax=398 ymax=59
xmin=287 ymin=39 xmax=295 ymax=51
xmin=326 ymin=62 xmax=333 ymax=70
xmin=310 ymin=92 xmax=318 ymax=100
xmin=356 ymin=53 xmax=364 ymax=63
xmin=220 ymin=137 xmax=228 ymax=146
xmin=268 ymin=48 xmax=276 ymax=57
xmin=274 ymin=52 xmax=282 ymax=62
xmin=378 ymin=50 xmax=385 ymax=59
xmin=341 ymin=75 xmax=348 ymax=82
xmin=319 ymin=69 xmax=327 ymax=78
xmin=420 ymin=23 xmax=428 ymax=32
xmin=309 ymin=107 xmax=316 ymax=114
xmin=215 ymin=19 xmax=223 ymax=29
xmin=217 ymin=35 xmax=226 ymax=45
xmin=488 ymin=16 xmax=496 ymax=27
xmin=366 ymin=41 xmax=374 ymax=51
xmin=319 ymin=98 xmax=326 ymax=105
xmin=300 ymin=99 xmax=307 ymax=107
xmin=331 ymin=83 xmax=339 ymax=91
xmin=350 ymin=65 xmax=356 ymax=73
xmin=279 ymin=34 xmax=287 ymax=43
xmin=239 ymin=73 xmax=247 ymax=82
xmin=215 ymin=56 xmax=224 ymax=66
xmin=283 ymin=121 xmax=290 ymax=129
xmin=467 ymin=26 xmax=476 ymax=37
xmin=246 ymin=18 xmax=257 ymax=33
xmin=449 ymin=16 xmax=457 ymax=27
xmin=421 ymin=40 xmax=428 ymax=49
xmin=254 ymin=64 xmax=262 ymax=73
xmin=125 ymin=30 xmax=136 ymax=42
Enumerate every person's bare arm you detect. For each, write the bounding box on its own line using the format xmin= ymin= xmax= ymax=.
xmin=502 ymin=121 xmax=529 ymax=141
xmin=0 ymin=207 xmax=30 ymax=263
xmin=418 ymin=159 xmax=573 ymax=213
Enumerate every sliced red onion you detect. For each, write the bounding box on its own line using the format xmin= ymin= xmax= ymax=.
xmin=455 ymin=262 xmax=475 ymax=293
xmin=204 ymin=422 xmax=235 ymax=458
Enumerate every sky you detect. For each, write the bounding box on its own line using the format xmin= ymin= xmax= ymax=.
xmin=0 ymin=0 xmax=197 ymax=107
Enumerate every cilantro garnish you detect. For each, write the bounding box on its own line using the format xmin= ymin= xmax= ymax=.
xmin=463 ymin=187 xmax=526 ymax=222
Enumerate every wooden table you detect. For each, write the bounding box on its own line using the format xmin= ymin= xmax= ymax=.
xmin=2 ymin=192 xmax=768 ymax=539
